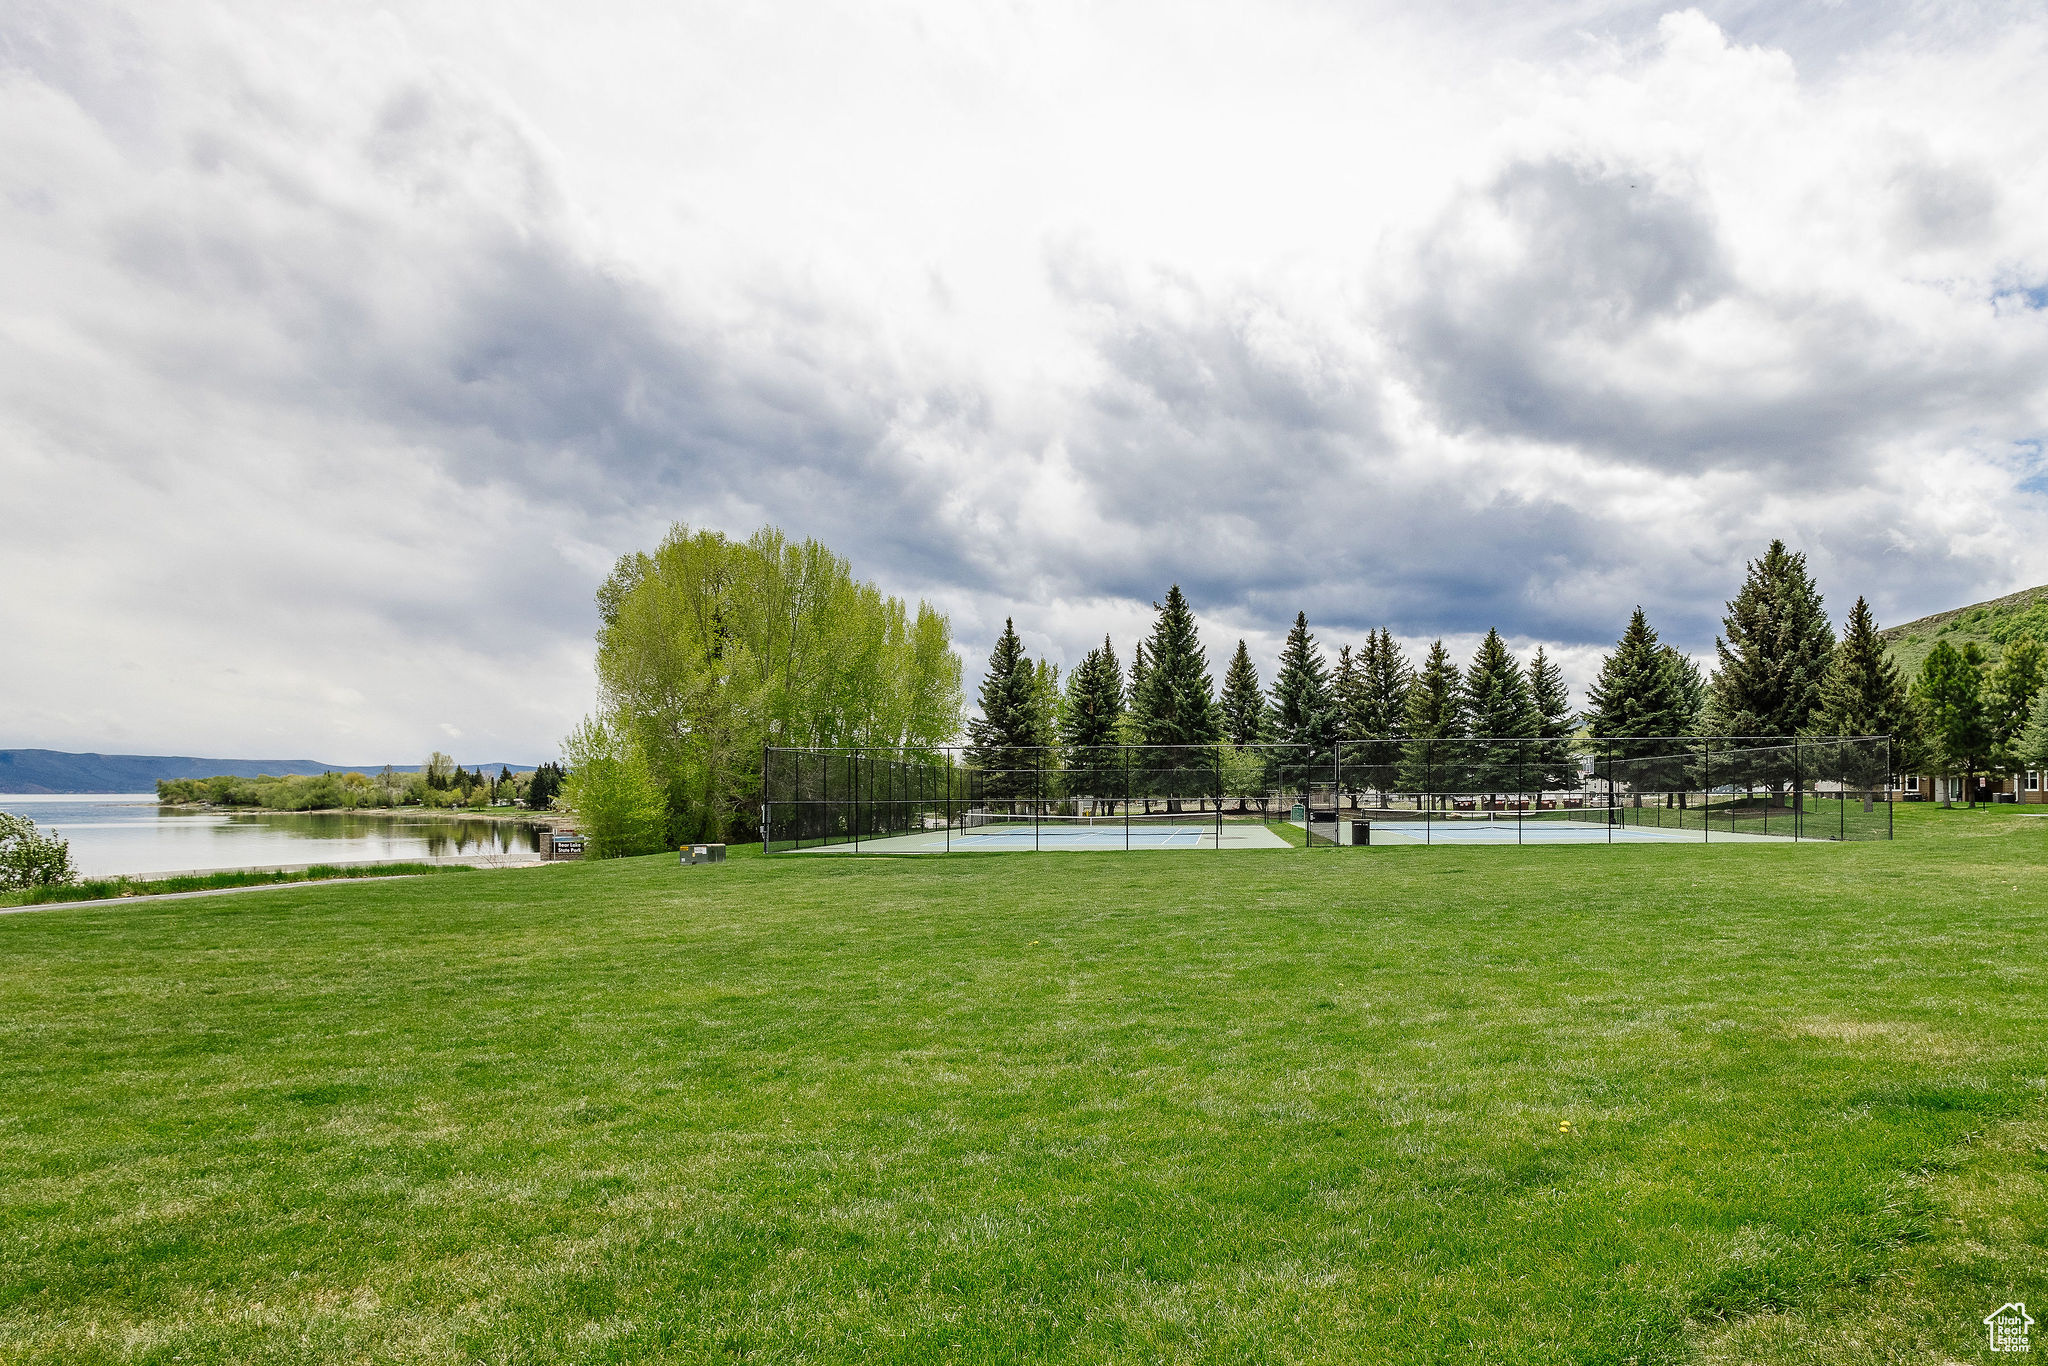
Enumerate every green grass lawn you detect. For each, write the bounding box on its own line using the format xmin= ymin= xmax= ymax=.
xmin=2 ymin=805 xmax=2043 ymax=1364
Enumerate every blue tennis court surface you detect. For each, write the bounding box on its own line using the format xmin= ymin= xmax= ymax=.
xmin=1343 ymin=818 xmax=1784 ymax=845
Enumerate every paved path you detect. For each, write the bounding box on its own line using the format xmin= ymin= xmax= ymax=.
xmin=1 ymin=875 xmax=432 ymax=916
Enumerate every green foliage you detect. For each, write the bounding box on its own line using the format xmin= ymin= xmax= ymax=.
xmin=1816 ymin=596 xmax=1919 ymax=780
xmin=525 ymin=762 xmax=564 ymax=810
xmin=1587 ymin=608 xmax=1692 ymax=738
xmin=1061 ymin=638 xmax=1126 ymax=796
xmin=968 ymin=618 xmax=1047 ymax=798
xmin=595 ymin=523 xmax=962 ymax=843
xmin=1398 ymin=640 xmax=1464 ymax=791
xmin=1219 ymin=640 xmax=1268 ymax=747
xmin=1461 ymin=628 xmax=1537 ymax=739
xmin=1355 ymin=630 xmax=1412 ymax=739
xmin=1526 ymin=645 xmax=1577 ymax=790
xmin=2017 ymin=685 xmax=2048 ymax=772
xmin=0 ymin=811 xmax=75 ymax=890
xmin=1133 ymin=586 xmax=1220 ymax=746
xmin=1460 ymin=628 xmax=1538 ymax=792
xmin=1985 ymin=636 xmax=2047 ymax=772
xmin=1708 ymin=540 xmax=1836 ymax=736
xmin=561 ymin=717 xmax=670 ymax=858
xmin=1268 ymin=612 xmax=1338 ymax=757
xmin=1911 ymin=641 xmax=1990 ymax=791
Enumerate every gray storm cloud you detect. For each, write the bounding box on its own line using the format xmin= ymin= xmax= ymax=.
xmin=2 ymin=0 xmax=2046 ymax=757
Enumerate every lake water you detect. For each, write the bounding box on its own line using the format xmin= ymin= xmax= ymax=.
xmin=0 ymin=794 xmax=549 ymax=879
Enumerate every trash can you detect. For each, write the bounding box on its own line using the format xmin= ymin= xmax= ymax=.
xmin=1351 ymin=819 xmax=1370 ymax=846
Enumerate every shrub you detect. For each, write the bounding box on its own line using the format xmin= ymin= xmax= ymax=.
xmin=0 ymin=812 xmax=77 ymax=889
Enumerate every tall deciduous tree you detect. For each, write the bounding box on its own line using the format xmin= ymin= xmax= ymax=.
xmin=595 ymin=524 xmax=961 ymax=841
xmin=1587 ymin=608 xmax=1691 ymax=738
xmin=2017 ymin=685 xmax=2048 ymax=774
xmin=1815 ymin=595 xmax=1919 ymax=782
xmin=1220 ymin=639 xmax=1268 ymax=747
xmin=1708 ymin=540 xmax=1836 ymax=737
xmin=1134 ymin=586 xmax=1220 ymax=747
xmin=562 ymin=716 xmax=670 ymax=858
xmin=1987 ymin=637 xmax=2047 ymax=779
xmin=1912 ymin=640 xmax=1990 ymax=804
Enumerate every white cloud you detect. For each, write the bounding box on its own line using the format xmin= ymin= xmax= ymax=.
xmin=3 ymin=0 xmax=2047 ymax=757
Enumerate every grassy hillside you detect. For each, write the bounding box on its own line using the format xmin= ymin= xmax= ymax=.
xmin=2 ymin=813 xmax=2044 ymax=1364
xmin=1880 ymin=581 xmax=2048 ymax=678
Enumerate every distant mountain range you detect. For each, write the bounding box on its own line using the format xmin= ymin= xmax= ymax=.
xmin=1881 ymin=582 xmax=2048 ymax=678
xmin=0 ymin=749 xmax=538 ymax=794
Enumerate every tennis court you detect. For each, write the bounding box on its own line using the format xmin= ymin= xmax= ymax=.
xmin=792 ymin=813 xmax=1290 ymax=853
xmin=1329 ymin=815 xmax=1785 ymax=846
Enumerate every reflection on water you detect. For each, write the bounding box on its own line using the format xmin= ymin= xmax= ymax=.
xmin=0 ymin=794 xmax=550 ymax=879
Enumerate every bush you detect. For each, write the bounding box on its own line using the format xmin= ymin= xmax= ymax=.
xmin=561 ymin=717 xmax=670 ymax=858
xmin=0 ymin=812 xmax=77 ymax=889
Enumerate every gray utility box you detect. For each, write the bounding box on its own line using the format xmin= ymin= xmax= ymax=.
xmin=681 ymin=844 xmax=727 ymax=866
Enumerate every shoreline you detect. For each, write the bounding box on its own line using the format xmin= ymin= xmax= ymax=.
xmin=156 ymin=801 xmax=564 ymax=826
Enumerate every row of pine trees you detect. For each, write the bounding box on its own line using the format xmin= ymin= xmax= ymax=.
xmin=968 ymin=540 xmax=2048 ymax=795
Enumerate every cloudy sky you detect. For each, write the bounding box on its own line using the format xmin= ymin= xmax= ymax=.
xmin=5 ymin=0 xmax=2046 ymax=763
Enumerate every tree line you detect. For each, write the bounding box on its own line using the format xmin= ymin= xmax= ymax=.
xmin=969 ymin=540 xmax=2041 ymax=801
xmin=156 ymin=755 xmax=564 ymax=812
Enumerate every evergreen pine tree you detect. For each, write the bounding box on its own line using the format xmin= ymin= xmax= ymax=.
xmin=1815 ymin=595 xmax=1920 ymax=783
xmin=1269 ymin=613 xmax=1340 ymax=756
xmin=1359 ymin=630 xmax=1413 ymax=737
xmin=1220 ymin=639 xmax=1268 ymax=747
xmin=1060 ymin=638 xmax=1126 ymax=803
xmin=1526 ymin=645 xmax=1577 ymax=791
xmin=1586 ymin=608 xmax=1690 ymax=738
xmin=1135 ymin=585 xmax=1220 ymax=747
xmin=1121 ymin=641 xmax=1151 ymax=745
xmin=1661 ymin=648 xmax=1706 ymax=734
xmin=1707 ymin=540 xmax=1836 ymax=737
xmin=1398 ymin=640 xmax=1464 ymax=795
xmin=968 ymin=618 xmax=1044 ymax=799
xmin=1912 ymin=640 xmax=1990 ymax=804
xmin=1460 ymin=628 xmax=1537 ymax=794
xmin=1349 ymin=629 xmax=1412 ymax=798
xmin=1334 ymin=644 xmax=1367 ymax=739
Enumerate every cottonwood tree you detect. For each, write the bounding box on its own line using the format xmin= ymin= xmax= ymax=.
xmin=1912 ymin=640 xmax=1990 ymax=805
xmin=561 ymin=717 xmax=670 ymax=858
xmin=1986 ymin=637 xmax=2047 ymax=783
xmin=594 ymin=524 xmax=962 ymax=841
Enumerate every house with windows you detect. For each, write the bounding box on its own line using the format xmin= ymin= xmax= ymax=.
xmin=1895 ymin=770 xmax=2047 ymax=804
